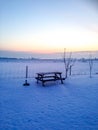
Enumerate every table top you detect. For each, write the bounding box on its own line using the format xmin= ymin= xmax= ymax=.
xmin=37 ymin=72 xmax=62 ymax=76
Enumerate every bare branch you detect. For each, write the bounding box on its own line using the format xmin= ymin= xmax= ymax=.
xmin=63 ymin=49 xmax=74 ymax=78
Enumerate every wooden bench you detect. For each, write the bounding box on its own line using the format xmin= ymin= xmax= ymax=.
xmin=35 ymin=72 xmax=65 ymax=86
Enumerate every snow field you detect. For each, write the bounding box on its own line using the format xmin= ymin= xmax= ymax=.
xmin=0 ymin=60 xmax=98 ymax=130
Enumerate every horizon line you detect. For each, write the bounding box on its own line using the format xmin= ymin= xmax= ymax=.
xmin=0 ymin=49 xmax=98 ymax=54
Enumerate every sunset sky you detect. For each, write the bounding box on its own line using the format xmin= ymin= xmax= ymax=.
xmin=0 ymin=0 xmax=98 ymax=53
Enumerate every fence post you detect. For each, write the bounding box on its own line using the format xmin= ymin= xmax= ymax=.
xmin=23 ymin=65 xmax=30 ymax=86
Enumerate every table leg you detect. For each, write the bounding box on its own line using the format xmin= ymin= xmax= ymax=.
xmin=42 ymin=81 xmax=45 ymax=86
xmin=60 ymin=74 xmax=63 ymax=84
xmin=37 ymin=79 xmax=38 ymax=84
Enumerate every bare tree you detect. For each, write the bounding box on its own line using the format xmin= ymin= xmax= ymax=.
xmin=63 ymin=48 xmax=72 ymax=78
xmin=88 ymin=54 xmax=93 ymax=78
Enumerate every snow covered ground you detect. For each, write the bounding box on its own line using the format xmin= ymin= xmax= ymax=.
xmin=0 ymin=60 xmax=98 ymax=130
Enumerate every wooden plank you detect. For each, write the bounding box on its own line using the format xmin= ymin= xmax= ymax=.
xmin=37 ymin=72 xmax=62 ymax=75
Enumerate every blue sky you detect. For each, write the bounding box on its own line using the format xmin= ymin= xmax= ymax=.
xmin=0 ymin=0 xmax=98 ymax=54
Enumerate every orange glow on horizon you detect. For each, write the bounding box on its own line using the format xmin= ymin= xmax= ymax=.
xmin=0 ymin=45 xmax=98 ymax=54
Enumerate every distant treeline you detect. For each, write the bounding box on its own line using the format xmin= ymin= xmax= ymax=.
xmin=0 ymin=57 xmax=98 ymax=62
xmin=0 ymin=57 xmax=38 ymax=60
xmin=78 ymin=58 xmax=98 ymax=62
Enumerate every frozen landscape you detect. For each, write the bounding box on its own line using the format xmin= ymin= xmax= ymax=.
xmin=0 ymin=59 xmax=98 ymax=130
xmin=1 ymin=0 xmax=98 ymax=129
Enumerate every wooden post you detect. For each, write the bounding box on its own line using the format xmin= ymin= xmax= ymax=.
xmin=23 ymin=65 xmax=30 ymax=86
xmin=69 ymin=65 xmax=72 ymax=76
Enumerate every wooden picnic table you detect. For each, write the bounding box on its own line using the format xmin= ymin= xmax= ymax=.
xmin=35 ymin=72 xmax=65 ymax=86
